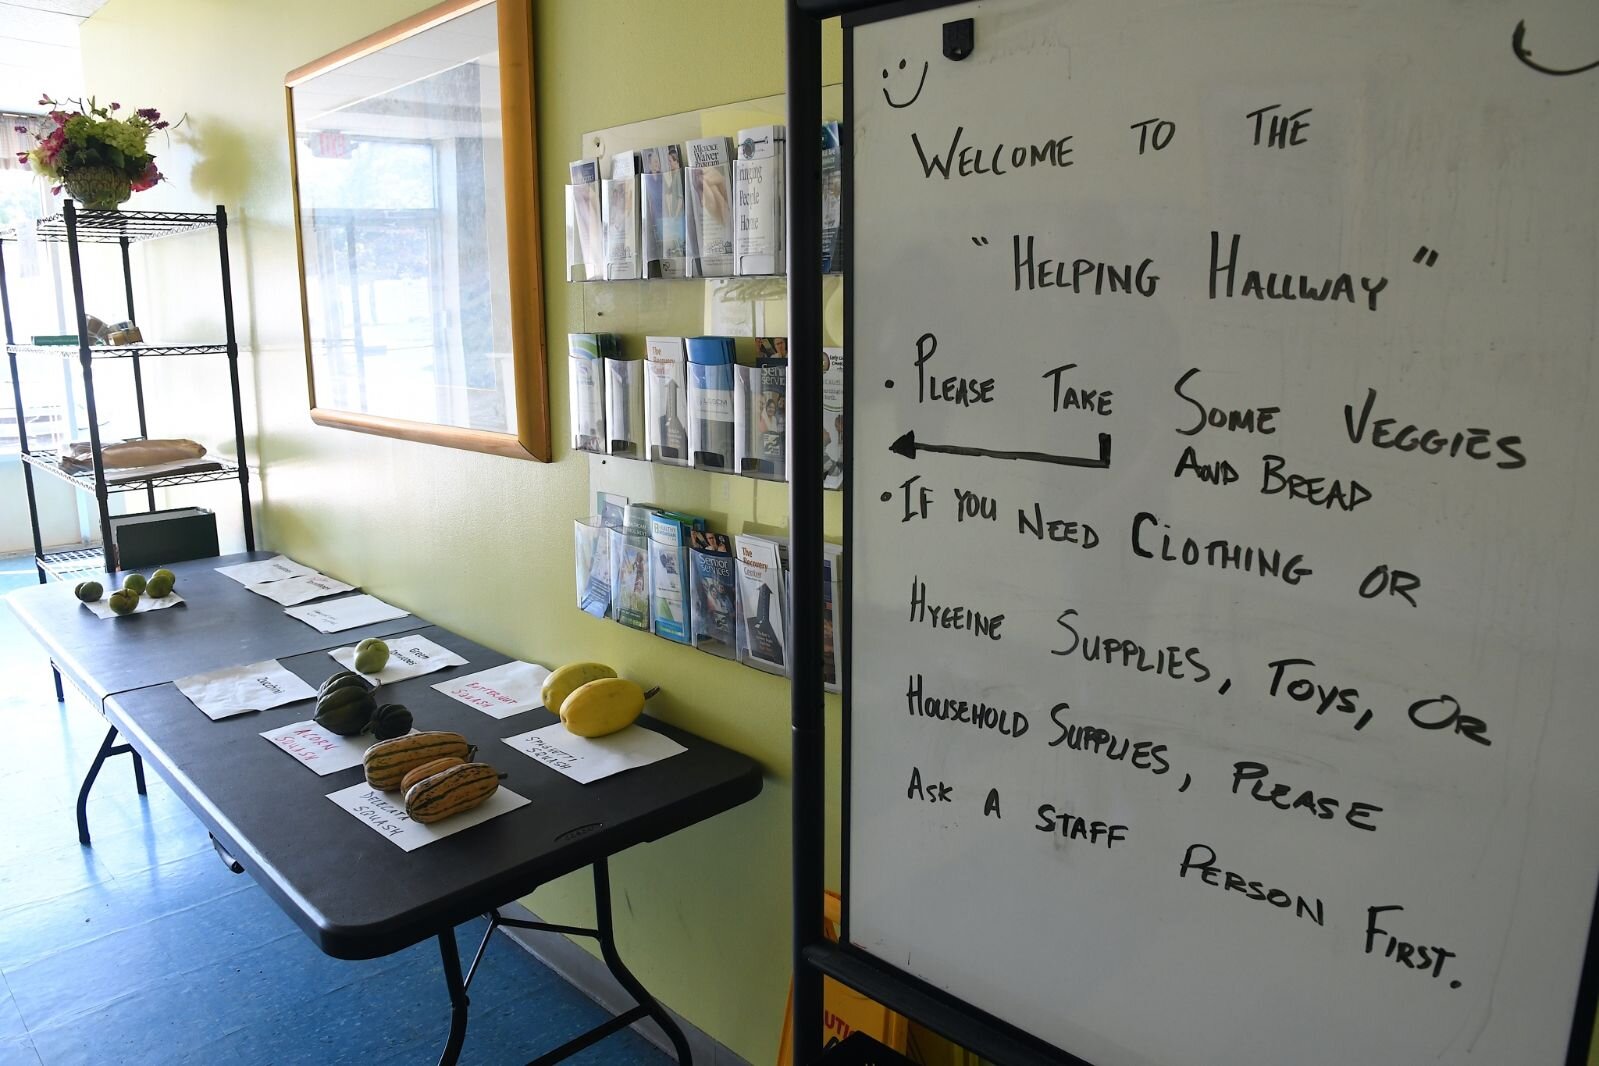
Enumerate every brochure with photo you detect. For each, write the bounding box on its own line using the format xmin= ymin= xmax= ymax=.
xmin=689 ymin=530 xmax=737 ymax=659
xmin=640 ymin=144 xmax=686 ymax=278
xmin=684 ymin=136 xmax=733 ymax=277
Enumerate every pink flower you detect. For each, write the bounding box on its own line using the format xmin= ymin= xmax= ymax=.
xmin=129 ymin=160 xmax=161 ymax=192
xmin=135 ymin=107 xmax=160 ymax=122
xmin=109 ymin=102 xmax=120 ymax=111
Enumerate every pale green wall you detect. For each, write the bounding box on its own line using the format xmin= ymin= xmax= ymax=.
xmin=78 ymin=1 xmax=840 ymax=1061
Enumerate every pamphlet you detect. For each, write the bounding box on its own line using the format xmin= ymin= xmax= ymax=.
xmin=644 ymin=336 xmax=689 ymax=466
xmin=605 ymin=357 xmax=644 ymax=457
xmin=821 ymin=121 xmax=843 ymax=274
xmin=640 ymin=144 xmax=686 ymax=278
xmin=734 ymin=125 xmax=786 ymax=276
xmin=689 ymin=530 xmax=737 ymax=658
xmin=734 ymin=534 xmax=788 ymax=674
xmin=610 ymin=504 xmax=656 ymax=631
xmin=603 ymin=150 xmax=640 ymax=280
xmin=822 ymin=346 xmax=845 ymax=490
xmin=684 ymin=136 xmax=733 ymax=277
xmin=568 ymin=332 xmax=617 ymax=453
xmin=686 ymin=336 xmax=735 ymax=471
xmin=566 ymin=158 xmax=604 ymax=282
xmin=575 ymin=518 xmax=611 ymax=618
xmin=823 ymin=543 xmax=844 ymax=692
xmin=650 ymin=510 xmax=703 ymax=645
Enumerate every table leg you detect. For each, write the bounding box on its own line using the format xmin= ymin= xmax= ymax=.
xmin=437 ymin=929 xmax=470 ymax=1066
xmin=75 ymin=724 xmax=145 ymax=846
xmin=591 ymin=859 xmax=694 ymax=1066
xmin=465 ymin=859 xmax=694 ymax=1066
xmin=76 ymin=725 xmax=120 ymax=846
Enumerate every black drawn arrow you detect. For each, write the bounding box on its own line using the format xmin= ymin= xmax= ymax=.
xmin=1512 ymin=19 xmax=1599 ymax=77
xmin=889 ymin=430 xmax=1111 ymax=469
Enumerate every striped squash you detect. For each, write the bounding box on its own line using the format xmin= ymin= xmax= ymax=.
xmin=404 ymin=763 xmax=502 ymax=824
xmin=399 ymin=756 xmax=466 ymax=794
xmin=363 ymin=731 xmax=475 ymax=791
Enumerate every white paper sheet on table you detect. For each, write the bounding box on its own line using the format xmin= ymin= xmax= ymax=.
xmin=260 ymin=720 xmax=411 ymax=775
xmin=245 ymin=573 xmax=356 ymax=606
xmin=175 ymin=659 xmax=317 ymax=721
xmin=215 ymin=555 xmax=318 ymax=586
xmin=432 ymin=661 xmax=550 ymax=719
xmin=80 ymin=591 xmax=185 ymax=619
xmin=326 ymin=781 xmax=529 ymax=852
xmin=328 ymin=633 xmax=466 ymax=683
xmin=502 ymin=722 xmax=686 ymax=784
xmin=284 ymin=594 xmax=408 ymax=634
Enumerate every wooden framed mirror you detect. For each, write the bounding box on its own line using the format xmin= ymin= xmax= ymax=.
xmin=286 ymin=0 xmax=548 ymax=460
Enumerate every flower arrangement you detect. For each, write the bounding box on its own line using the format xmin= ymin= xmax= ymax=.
xmin=15 ymin=96 xmax=171 ymax=210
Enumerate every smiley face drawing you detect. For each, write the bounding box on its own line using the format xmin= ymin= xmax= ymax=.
xmin=881 ymin=57 xmax=929 ymax=109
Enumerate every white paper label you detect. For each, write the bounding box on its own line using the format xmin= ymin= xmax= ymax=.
xmin=432 ymin=661 xmax=551 ymax=719
xmin=502 ymin=722 xmax=686 ymax=785
xmin=215 ymin=556 xmax=318 ymax=586
xmin=284 ymin=594 xmax=408 ymax=634
xmin=327 ymin=633 xmax=467 ymax=683
xmin=245 ymin=573 xmax=356 ymax=606
xmin=175 ymin=659 xmax=317 ymax=721
xmin=259 ymin=720 xmax=401 ymax=775
xmin=326 ymin=782 xmax=529 ymax=852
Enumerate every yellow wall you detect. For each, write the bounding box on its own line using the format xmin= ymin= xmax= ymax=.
xmin=79 ymin=1 xmax=840 ymax=1061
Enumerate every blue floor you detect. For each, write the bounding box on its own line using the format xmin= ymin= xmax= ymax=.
xmin=0 ymin=566 xmax=673 ymax=1066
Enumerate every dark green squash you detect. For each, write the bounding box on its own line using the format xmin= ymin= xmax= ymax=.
xmin=318 ymin=670 xmax=371 ymax=700
xmin=368 ymin=703 xmax=413 ymax=741
xmin=314 ymin=685 xmax=376 ymax=736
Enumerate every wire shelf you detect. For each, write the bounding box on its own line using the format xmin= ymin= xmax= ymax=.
xmin=7 ymin=342 xmax=229 ymax=360
xmin=37 ymin=545 xmax=106 ymax=580
xmin=21 ymin=451 xmax=243 ymax=495
xmin=1 ymin=209 xmax=217 ymax=245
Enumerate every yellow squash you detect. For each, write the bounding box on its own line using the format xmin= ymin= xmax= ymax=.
xmin=561 ymin=677 xmax=647 ymax=738
xmin=542 ymin=661 xmax=617 ymax=717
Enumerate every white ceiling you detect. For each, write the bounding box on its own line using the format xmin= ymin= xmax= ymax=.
xmin=0 ymin=0 xmax=102 ymax=113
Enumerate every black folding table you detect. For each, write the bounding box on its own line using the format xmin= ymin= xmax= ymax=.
xmin=7 ymin=560 xmax=763 ymax=1064
xmin=5 ymin=551 xmax=418 ymax=844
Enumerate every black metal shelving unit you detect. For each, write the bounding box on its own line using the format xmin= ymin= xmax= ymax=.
xmin=0 ymin=202 xmax=255 ymax=584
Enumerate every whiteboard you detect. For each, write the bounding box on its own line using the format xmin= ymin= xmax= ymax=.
xmin=844 ymin=2 xmax=1599 ymax=1064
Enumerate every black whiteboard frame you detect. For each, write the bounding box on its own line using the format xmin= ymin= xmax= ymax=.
xmin=788 ymin=2 xmax=1599 ymax=1065
xmin=791 ymin=1 xmax=1092 ymax=1063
